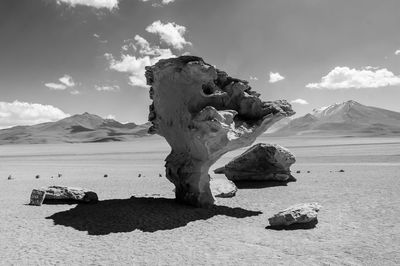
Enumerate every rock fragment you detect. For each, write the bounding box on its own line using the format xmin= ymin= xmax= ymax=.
xmin=268 ymin=202 xmax=321 ymax=227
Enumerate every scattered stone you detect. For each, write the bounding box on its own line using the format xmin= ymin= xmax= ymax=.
xmin=268 ymin=202 xmax=321 ymax=228
xmin=307 ymin=171 xmax=310 ymax=173
xmin=138 ymin=174 xmax=142 ymax=178
xmin=29 ymin=189 xmax=46 ymax=206
xmin=51 ymin=176 xmax=54 ymax=179
xmin=58 ymin=173 xmax=62 ymax=178
xmin=146 ymin=56 xmax=294 ymax=207
xmin=210 ymin=178 xmax=237 ymax=198
xmin=35 ymin=175 xmax=40 ymax=179
xmin=338 ymin=169 xmax=345 ymax=172
xmin=296 ymin=170 xmax=301 ymax=174
xmin=215 ymin=143 xmax=296 ymax=183
xmin=104 ymin=174 xmax=108 ymax=178
xmin=39 ymin=186 xmax=98 ymax=203
xmin=7 ymin=175 xmax=12 ymax=180
xmin=159 ymin=173 xmax=162 ymax=177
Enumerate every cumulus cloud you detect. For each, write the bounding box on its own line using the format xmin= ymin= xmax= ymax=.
xmin=161 ymin=0 xmax=175 ymax=4
xmin=57 ymin=0 xmax=119 ymax=10
xmin=395 ymin=50 xmax=400 ymax=55
xmin=290 ymin=99 xmax=309 ymax=105
xmin=45 ymin=74 xmax=76 ymax=91
xmin=95 ymin=85 xmax=120 ymax=91
xmin=106 ymin=34 xmax=176 ymax=88
xmin=0 ymin=101 xmax=69 ymax=128
xmin=146 ymin=20 xmax=191 ymax=50
xmin=105 ymin=114 xmax=116 ymax=120
xmin=306 ymin=66 xmax=400 ymax=89
xmin=269 ymin=72 xmax=285 ymax=83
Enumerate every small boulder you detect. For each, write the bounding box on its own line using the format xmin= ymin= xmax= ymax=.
xmin=104 ymin=174 xmax=108 ymax=178
xmin=338 ymin=169 xmax=345 ymax=173
xmin=7 ymin=175 xmax=12 ymax=180
xmin=214 ymin=143 xmax=296 ymax=182
xmin=35 ymin=175 xmax=40 ymax=179
xmin=41 ymin=186 xmax=98 ymax=203
xmin=210 ymin=178 xmax=237 ymax=198
xmin=268 ymin=202 xmax=321 ymax=228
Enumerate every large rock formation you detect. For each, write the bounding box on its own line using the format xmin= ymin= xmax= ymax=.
xmin=214 ymin=143 xmax=296 ymax=182
xmin=146 ymin=56 xmax=294 ymax=207
xmin=268 ymin=202 xmax=321 ymax=227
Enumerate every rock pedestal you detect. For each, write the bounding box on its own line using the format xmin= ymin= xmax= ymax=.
xmin=145 ymin=56 xmax=294 ymax=207
xmin=214 ymin=143 xmax=296 ymax=182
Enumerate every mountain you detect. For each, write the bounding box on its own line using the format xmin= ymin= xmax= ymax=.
xmin=0 ymin=112 xmax=151 ymax=144
xmin=270 ymin=100 xmax=400 ymax=136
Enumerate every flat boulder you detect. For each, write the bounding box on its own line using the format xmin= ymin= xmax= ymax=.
xmin=41 ymin=186 xmax=98 ymax=203
xmin=214 ymin=143 xmax=296 ymax=182
xmin=210 ymin=178 xmax=237 ymax=198
xmin=268 ymin=202 xmax=321 ymax=227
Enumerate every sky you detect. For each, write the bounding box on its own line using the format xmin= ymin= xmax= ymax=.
xmin=1 ymin=0 xmax=400 ymax=128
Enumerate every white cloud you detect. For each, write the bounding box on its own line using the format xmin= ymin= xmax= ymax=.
xmin=70 ymin=90 xmax=81 ymax=95
xmin=290 ymin=98 xmax=309 ymax=105
xmin=0 ymin=101 xmax=69 ymax=128
xmin=106 ymin=34 xmax=176 ymax=88
xmin=59 ymin=74 xmax=75 ymax=87
xmin=249 ymin=76 xmax=258 ymax=81
xmin=269 ymin=72 xmax=285 ymax=83
xmin=45 ymin=74 xmax=76 ymax=91
xmin=45 ymin=83 xmax=67 ymax=90
xmin=161 ymin=0 xmax=175 ymax=4
xmin=395 ymin=50 xmax=400 ymax=55
xmin=95 ymin=85 xmax=120 ymax=91
xmin=146 ymin=20 xmax=191 ymax=50
xmin=306 ymin=66 xmax=400 ymax=89
xmin=57 ymin=0 xmax=119 ymax=10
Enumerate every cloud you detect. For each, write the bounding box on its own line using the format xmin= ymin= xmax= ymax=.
xmin=269 ymin=72 xmax=285 ymax=83
xmin=306 ymin=66 xmax=400 ymax=89
xmin=145 ymin=21 xmax=191 ymax=50
xmin=45 ymin=83 xmax=67 ymax=90
xmin=106 ymin=35 xmax=176 ymax=88
xmin=95 ymin=85 xmax=120 ymax=91
xmin=70 ymin=90 xmax=81 ymax=95
xmin=57 ymin=0 xmax=119 ymax=10
xmin=105 ymin=114 xmax=116 ymax=120
xmin=290 ymin=98 xmax=309 ymax=105
xmin=59 ymin=74 xmax=75 ymax=87
xmin=45 ymin=74 xmax=76 ymax=91
xmin=249 ymin=76 xmax=258 ymax=81
xmin=395 ymin=50 xmax=400 ymax=55
xmin=161 ymin=0 xmax=175 ymax=4
xmin=0 ymin=101 xmax=69 ymax=128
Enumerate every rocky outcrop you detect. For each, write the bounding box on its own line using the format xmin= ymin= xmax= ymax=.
xmin=210 ymin=178 xmax=237 ymax=198
xmin=41 ymin=186 xmax=98 ymax=203
xmin=214 ymin=143 xmax=296 ymax=182
xmin=145 ymin=56 xmax=294 ymax=207
xmin=268 ymin=202 xmax=321 ymax=227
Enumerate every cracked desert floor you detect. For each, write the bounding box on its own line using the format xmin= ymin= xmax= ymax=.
xmin=1 ymin=135 xmax=399 ymax=265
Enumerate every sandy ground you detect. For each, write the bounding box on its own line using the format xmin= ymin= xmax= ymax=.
xmin=0 ymin=135 xmax=399 ymax=265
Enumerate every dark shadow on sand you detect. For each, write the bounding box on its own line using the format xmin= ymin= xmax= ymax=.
xmin=265 ymin=219 xmax=318 ymax=230
xmin=234 ymin=181 xmax=289 ymax=189
xmin=46 ymin=196 xmax=262 ymax=235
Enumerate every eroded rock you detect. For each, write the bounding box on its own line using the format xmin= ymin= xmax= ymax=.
xmin=210 ymin=178 xmax=237 ymax=198
xmin=215 ymin=143 xmax=296 ymax=182
xmin=42 ymin=186 xmax=98 ymax=203
xmin=268 ymin=202 xmax=321 ymax=227
xmin=146 ymin=56 xmax=294 ymax=207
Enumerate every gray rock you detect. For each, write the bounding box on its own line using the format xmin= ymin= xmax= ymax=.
xmin=210 ymin=178 xmax=237 ymax=198
xmin=29 ymin=189 xmax=46 ymax=206
xmin=42 ymin=186 xmax=98 ymax=203
xmin=268 ymin=202 xmax=321 ymax=227
xmin=214 ymin=143 xmax=296 ymax=182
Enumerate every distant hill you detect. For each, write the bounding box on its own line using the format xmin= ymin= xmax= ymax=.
xmin=0 ymin=112 xmax=151 ymax=144
xmin=269 ymin=100 xmax=400 ymax=136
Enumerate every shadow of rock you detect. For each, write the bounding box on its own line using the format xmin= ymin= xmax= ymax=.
xmin=46 ymin=196 xmax=262 ymax=235
xmin=265 ymin=219 xmax=318 ymax=231
xmin=234 ymin=181 xmax=289 ymax=189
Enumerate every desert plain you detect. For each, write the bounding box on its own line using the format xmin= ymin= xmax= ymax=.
xmin=0 ymin=135 xmax=399 ymax=265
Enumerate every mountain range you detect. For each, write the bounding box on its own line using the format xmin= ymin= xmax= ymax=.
xmin=0 ymin=112 xmax=151 ymax=144
xmin=269 ymin=100 xmax=400 ymax=136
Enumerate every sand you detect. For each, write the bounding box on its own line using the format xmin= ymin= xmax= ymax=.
xmin=0 ymin=135 xmax=399 ymax=265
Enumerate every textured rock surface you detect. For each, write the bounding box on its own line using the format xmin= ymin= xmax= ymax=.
xmin=210 ymin=178 xmax=237 ymax=198
xmin=214 ymin=143 xmax=296 ymax=182
xmin=146 ymin=56 xmax=294 ymax=207
xmin=42 ymin=186 xmax=98 ymax=203
xmin=268 ymin=203 xmax=321 ymax=227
